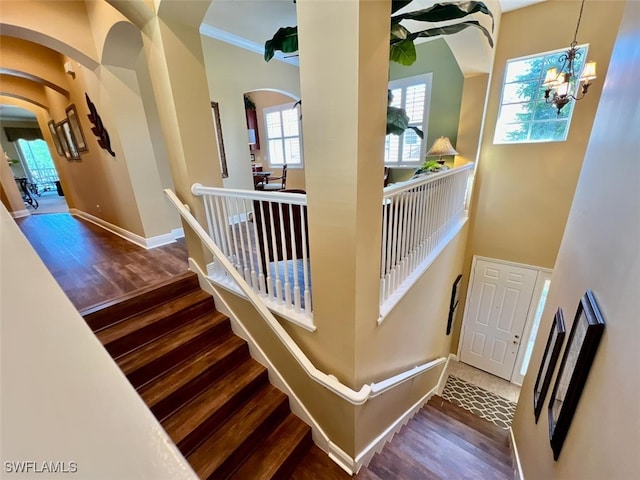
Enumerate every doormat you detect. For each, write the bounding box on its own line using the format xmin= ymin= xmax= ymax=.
xmin=441 ymin=375 xmax=517 ymax=429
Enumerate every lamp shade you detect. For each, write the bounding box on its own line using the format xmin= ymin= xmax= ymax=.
xmin=426 ymin=136 xmax=458 ymax=158
xmin=581 ymin=61 xmax=597 ymax=81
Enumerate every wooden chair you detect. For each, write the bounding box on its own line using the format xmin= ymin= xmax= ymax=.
xmin=262 ymin=164 xmax=287 ymax=191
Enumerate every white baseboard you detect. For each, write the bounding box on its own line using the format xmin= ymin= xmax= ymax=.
xmin=70 ymin=209 xmax=177 ymax=249
xmin=11 ymin=209 xmax=30 ymax=218
xmin=509 ymin=427 xmax=525 ymax=480
xmin=172 ymin=228 xmax=184 ymax=239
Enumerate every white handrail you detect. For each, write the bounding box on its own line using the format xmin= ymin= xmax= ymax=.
xmin=165 ymin=188 xmax=445 ymax=405
xmin=383 ymin=163 xmax=474 ymax=196
xmin=192 ymin=183 xmax=307 ymax=205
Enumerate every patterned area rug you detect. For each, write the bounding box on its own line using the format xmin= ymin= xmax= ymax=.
xmin=442 ymin=375 xmax=517 ymax=429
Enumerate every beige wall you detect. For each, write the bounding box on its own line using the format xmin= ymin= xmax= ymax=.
xmin=455 ymin=73 xmax=489 ymax=166
xmin=452 ymin=0 xmax=626 ymax=350
xmin=469 ymin=0 xmax=625 ymax=270
xmin=513 ymin=4 xmax=640 ymax=478
xmin=201 ymin=37 xmax=301 ymax=190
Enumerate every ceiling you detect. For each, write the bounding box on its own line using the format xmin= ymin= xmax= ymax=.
xmin=201 ymin=0 xmax=546 ymax=75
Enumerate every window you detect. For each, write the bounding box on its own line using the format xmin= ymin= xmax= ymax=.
xmin=385 ymin=73 xmax=432 ymax=166
xmin=494 ymin=46 xmax=588 ymax=144
xmin=16 ymin=139 xmax=59 ymax=186
xmin=264 ymin=102 xmax=302 ymax=167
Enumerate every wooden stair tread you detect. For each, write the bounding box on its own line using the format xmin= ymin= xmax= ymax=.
xmin=187 ymin=383 xmax=289 ymax=479
xmin=140 ymin=334 xmax=249 ymax=420
xmin=421 ymin=402 xmax=511 ymax=465
xmin=96 ymin=290 xmax=215 ymax=356
xmin=116 ymin=310 xmax=228 ymax=379
xmin=427 ymin=395 xmax=510 ymax=445
xmin=230 ymin=413 xmax=312 ymax=480
xmin=290 ymin=446 xmax=351 ymax=480
xmin=81 ymin=271 xmax=199 ymax=331
xmin=162 ymin=358 xmax=267 ymax=449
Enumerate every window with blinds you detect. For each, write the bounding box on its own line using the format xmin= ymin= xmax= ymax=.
xmin=264 ymin=102 xmax=302 ymax=167
xmin=385 ymin=73 xmax=432 ymax=166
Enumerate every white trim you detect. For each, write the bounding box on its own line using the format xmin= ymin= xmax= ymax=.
xmin=10 ymin=208 xmax=30 ymax=218
xmin=472 ymin=255 xmax=553 ymax=274
xmin=172 ymin=228 xmax=184 ymax=239
xmin=509 ymin=427 xmax=525 ymax=480
xmin=146 ymin=232 xmax=178 ymax=249
xmin=69 ymin=209 xmax=176 ymax=250
xmin=199 ymin=24 xmax=299 ymax=67
xmin=511 ymin=270 xmax=552 ymax=385
xmin=378 ymin=216 xmax=468 ymax=323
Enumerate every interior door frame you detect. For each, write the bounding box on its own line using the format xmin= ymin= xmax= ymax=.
xmin=456 ymin=255 xmax=553 ymax=383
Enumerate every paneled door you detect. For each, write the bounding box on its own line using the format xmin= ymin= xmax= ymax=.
xmin=460 ymin=258 xmax=538 ymax=380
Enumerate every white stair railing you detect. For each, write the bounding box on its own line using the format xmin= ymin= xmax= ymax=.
xmin=191 ymin=184 xmax=313 ymax=330
xmin=380 ymin=164 xmax=474 ymax=318
xmin=165 ymin=188 xmax=446 ymax=406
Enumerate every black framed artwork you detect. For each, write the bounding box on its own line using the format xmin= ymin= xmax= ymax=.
xmin=548 ymin=290 xmax=605 ymax=460
xmin=446 ymin=274 xmax=463 ymax=335
xmin=533 ymin=308 xmax=565 ymax=423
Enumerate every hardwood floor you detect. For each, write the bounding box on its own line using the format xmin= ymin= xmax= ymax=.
xmin=15 ymin=213 xmax=189 ymax=311
xmin=292 ymin=395 xmax=513 ymax=479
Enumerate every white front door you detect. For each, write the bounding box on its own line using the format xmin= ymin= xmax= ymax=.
xmin=460 ymin=258 xmax=538 ymax=380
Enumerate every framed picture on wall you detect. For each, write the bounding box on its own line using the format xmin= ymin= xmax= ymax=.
xmin=65 ymin=104 xmax=88 ymax=152
xmin=533 ymin=308 xmax=565 ymax=423
xmin=61 ymin=120 xmax=81 ymax=160
xmin=48 ymin=120 xmax=65 ymax=157
xmin=55 ymin=121 xmax=72 ymax=160
xmin=211 ymin=102 xmax=228 ymax=178
xmin=548 ymin=290 xmax=605 ymax=460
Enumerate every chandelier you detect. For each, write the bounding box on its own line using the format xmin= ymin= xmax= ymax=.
xmin=542 ymin=0 xmax=597 ymax=115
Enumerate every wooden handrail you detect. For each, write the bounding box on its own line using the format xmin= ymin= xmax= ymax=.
xmin=165 ymin=188 xmax=445 ymax=405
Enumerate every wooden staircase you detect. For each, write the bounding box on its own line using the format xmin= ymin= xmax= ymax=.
xmin=82 ymin=272 xmax=316 ymax=479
